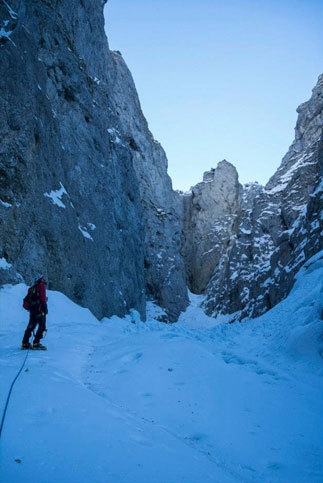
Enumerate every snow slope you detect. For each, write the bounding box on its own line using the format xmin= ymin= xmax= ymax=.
xmin=1 ymin=252 xmax=323 ymax=483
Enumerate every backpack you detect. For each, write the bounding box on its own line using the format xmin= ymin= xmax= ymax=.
xmin=23 ymin=285 xmax=40 ymax=311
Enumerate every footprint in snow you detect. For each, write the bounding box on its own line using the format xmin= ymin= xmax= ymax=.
xmin=221 ymin=351 xmax=283 ymax=380
xmin=184 ymin=432 xmax=207 ymax=442
xmin=121 ymin=352 xmax=143 ymax=363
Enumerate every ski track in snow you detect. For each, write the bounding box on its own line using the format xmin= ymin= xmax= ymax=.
xmin=1 ymin=252 xmax=323 ymax=482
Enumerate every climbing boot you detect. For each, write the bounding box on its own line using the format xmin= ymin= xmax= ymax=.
xmin=32 ymin=342 xmax=47 ymax=351
xmin=21 ymin=343 xmax=31 ymax=350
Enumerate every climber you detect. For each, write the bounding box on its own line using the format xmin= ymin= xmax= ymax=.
xmin=21 ymin=275 xmax=48 ymax=350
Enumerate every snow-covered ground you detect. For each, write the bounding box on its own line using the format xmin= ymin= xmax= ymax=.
xmin=1 ymin=252 xmax=323 ymax=483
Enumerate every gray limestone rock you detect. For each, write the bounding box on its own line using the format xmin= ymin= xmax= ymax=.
xmin=0 ymin=0 xmax=188 ymax=321
xmin=108 ymin=51 xmax=189 ymax=321
xmin=182 ymin=160 xmax=241 ymax=293
xmin=200 ymin=74 xmax=323 ymax=320
xmin=202 ymin=182 xmax=283 ymax=319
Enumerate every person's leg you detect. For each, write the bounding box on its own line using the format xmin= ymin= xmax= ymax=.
xmin=33 ymin=315 xmax=46 ymax=344
xmin=22 ymin=314 xmax=37 ymax=345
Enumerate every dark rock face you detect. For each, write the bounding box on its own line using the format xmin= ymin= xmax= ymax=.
xmin=263 ymin=75 xmax=323 ymax=312
xmin=0 ymin=0 xmax=188 ymax=320
xmin=191 ymin=75 xmax=323 ymax=320
xmin=107 ymin=52 xmax=188 ymax=321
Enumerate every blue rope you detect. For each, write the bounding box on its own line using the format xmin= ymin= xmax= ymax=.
xmin=0 ymin=348 xmax=30 ymax=438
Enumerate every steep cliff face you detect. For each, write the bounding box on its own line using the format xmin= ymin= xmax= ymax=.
xmin=184 ymin=75 xmax=323 ymax=321
xmin=106 ymin=51 xmax=188 ymax=321
xmin=0 ymin=0 xmax=188 ymax=320
xmin=263 ymin=74 xmax=323 ymax=310
xmin=202 ymin=181 xmax=284 ymax=319
xmin=0 ymin=0 xmax=145 ymax=319
xmin=182 ymin=160 xmax=241 ymax=293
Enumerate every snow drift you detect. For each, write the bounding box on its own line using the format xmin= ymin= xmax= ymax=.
xmin=0 ymin=252 xmax=323 ymax=482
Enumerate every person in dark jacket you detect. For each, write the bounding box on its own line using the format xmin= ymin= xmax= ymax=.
xmin=21 ymin=275 xmax=48 ymax=350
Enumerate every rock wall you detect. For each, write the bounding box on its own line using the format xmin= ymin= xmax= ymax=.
xmin=106 ymin=51 xmax=188 ymax=321
xmin=263 ymin=74 xmax=323 ymax=311
xmin=182 ymin=160 xmax=241 ymax=293
xmin=0 ymin=0 xmax=188 ymax=320
xmin=187 ymin=75 xmax=323 ymax=320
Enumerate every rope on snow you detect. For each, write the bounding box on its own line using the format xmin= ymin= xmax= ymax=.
xmin=0 ymin=348 xmax=30 ymax=438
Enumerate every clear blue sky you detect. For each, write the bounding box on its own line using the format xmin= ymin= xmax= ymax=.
xmin=104 ymin=0 xmax=322 ymax=191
